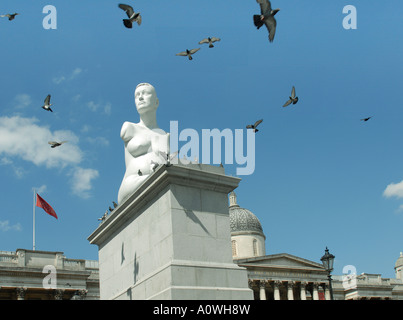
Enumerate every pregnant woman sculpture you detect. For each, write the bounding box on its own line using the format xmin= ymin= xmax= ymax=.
xmin=117 ymin=83 xmax=169 ymax=204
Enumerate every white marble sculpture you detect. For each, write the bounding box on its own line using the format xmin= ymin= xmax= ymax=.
xmin=117 ymin=83 xmax=169 ymax=204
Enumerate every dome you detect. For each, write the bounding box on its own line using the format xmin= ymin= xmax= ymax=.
xmin=229 ymin=192 xmax=265 ymax=237
xmin=395 ymin=252 xmax=403 ymax=269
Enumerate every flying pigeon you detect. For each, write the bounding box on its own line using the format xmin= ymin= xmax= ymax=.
xmin=360 ymin=117 xmax=372 ymax=122
xmin=1 ymin=13 xmax=19 ymax=21
xmin=118 ymin=4 xmax=141 ymax=28
xmin=246 ymin=119 xmax=263 ymax=133
xmin=42 ymin=94 xmax=53 ymax=112
xmin=253 ymin=0 xmax=280 ymax=42
xmin=199 ymin=37 xmax=221 ymax=48
xmin=48 ymin=141 xmax=68 ymax=148
xmin=176 ymin=48 xmax=200 ymax=60
xmin=159 ymin=151 xmax=178 ymax=166
xmin=283 ymin=86 xmax=299 ymax=107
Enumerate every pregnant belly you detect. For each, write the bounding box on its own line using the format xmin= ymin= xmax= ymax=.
xmin=126 ymin=153 xmax=154 ymax=176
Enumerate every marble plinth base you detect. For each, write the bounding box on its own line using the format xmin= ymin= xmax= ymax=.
xmin=88 ymin=164 xmax=253 ymax=300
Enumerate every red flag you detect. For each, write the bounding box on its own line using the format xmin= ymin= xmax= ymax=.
xmin=36 ymin=194 xmax=58 ymax=219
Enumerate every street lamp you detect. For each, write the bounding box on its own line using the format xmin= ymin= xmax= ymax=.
xmin=321 ymin=247 xmax=335 ymax=300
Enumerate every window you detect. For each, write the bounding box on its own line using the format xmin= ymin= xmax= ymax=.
xmin=253 ymin=239 xmax=258 ymax=256
xmin=232 ymin=240 xmax=237 ymax=256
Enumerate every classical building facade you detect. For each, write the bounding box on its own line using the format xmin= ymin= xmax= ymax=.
xmin=0 ymin=249 xmax=99 ymax=300
xmin=1 ymin=191 xmax=402 ymax=300
xmin=228 ymin=191 xmax=403 ymax=300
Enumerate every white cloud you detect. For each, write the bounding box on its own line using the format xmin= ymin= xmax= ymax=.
xmin=53 ymin=67 xmax=83 ymax=84
xmin=383 ymin=180 xmax=403 ymax=199
xmin=70 ymin=167 xmax=99 ymax=199
xmin=52 ymin=76 xmax=66 ymax=84
xmin=0 ymin=220 xmax=22 ymax=232
xmin=34 ymin=185 xmax=47 ymax=194
xmin=104 ymin=103 xmax=112 ymax=115
xmin=72 ymin=94 xmax=81 ymax=102
xmin=87 ymin=101 xmax=98 ymax=112
xmin=86 ymin=101 xmax=112 ymax=115
xmin=1 ymin=157 xmax=25 ymax=178
xmin=86 ymin=136 xmax=109 ymax=146
xmin=0 ymin=115 xmax=99 ymax=198
xmin=70 ymin=68 xmax=82 ymax=79
xmin=0 ymin=116 xmax=82 ymax=169
xmin=81 ymin=124 xmax=91 ymax=133
xmin=14 ymin=94 xmax=32 ymax=109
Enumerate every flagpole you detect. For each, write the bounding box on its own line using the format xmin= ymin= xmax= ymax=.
xmin=33 ymin=188 xmax=36 ymax=251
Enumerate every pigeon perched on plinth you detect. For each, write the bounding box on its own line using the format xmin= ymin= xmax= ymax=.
xmin=199 ymin=37 xmax=221 ymax=48
xmin=98 ymin=211 xmax=108 ymax=221
xmin=253 ymin=0 xmax=279 ymax=42
xmin=118 ymin=4 xmax=141 ymax=28
xmin=246 ymin=119 xmax=263 ymax=133
xmin=176 ymin=48 xmax=200 ymax=60
xmin=159 ymin=151 xmax=178 ymax=166
xmin=150 ymin=160 xmax=159 ymax=171
xmin=283 ymin=86 xmax=299 ymax=107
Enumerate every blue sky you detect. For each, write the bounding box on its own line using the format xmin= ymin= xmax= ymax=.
xmin=1 ymin=0 xmax=403 ymax=279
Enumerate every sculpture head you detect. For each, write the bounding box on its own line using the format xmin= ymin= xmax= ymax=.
xmin=134 ymin=83 xmax=159 ymax=115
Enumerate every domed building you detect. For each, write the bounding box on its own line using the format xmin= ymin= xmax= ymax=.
xmin=227 ymin=191 xmax=403 ymax=300
xmin=395 ymin=253 xmax=403 ymax=280
xmin=228 ymin=191 xmax=331 ymax=300
xmin=229 ymin=191 xmax=266 ymax=259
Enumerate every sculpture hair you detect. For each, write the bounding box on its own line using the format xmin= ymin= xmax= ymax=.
xmin=136 ymin=83 xmax=154 ymax=90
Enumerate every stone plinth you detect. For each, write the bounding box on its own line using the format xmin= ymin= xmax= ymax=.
xmin=88 ymin=163 xmax=253 ymax=300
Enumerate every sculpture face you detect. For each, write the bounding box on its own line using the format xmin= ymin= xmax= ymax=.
xmin=134 ymin=84 xmax=159 ymax=114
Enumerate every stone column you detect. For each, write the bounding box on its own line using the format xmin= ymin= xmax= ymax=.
xmin=247 ymin=279 xmax=255 ymax=299
xmin=273 ymin=281 xmax=281 ymax=300
xmin=259 ymin=280 xmax=267 ymax=300
xmin=287 ymin=281 xmax=294 ymax=300
xmin=54 ymin=289 xmax=64 ymax=300
xmin=16 ymin=287 xmax=27 ymax=300
xmin=300 ymin=282 xmax=307 ymax=300
xmin=323 ymin=284 xmax=330 ymax=300
xmin=71 ymin=289 xmax=88 ymax=300
xmin=312 ymin=283 xmax=319 ymax=300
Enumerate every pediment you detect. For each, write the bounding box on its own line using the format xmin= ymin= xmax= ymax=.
xmin=235 ymin=253 xmax=325 ymax=271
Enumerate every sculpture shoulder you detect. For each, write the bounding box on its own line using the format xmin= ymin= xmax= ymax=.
xmin=152 ymin=128 xmax=168 ymax=136
xmin=121 ymin=121 xmax=135 ymax=141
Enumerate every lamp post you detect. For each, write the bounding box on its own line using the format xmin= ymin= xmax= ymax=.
xmin=321 ymin=247 xmax=335 ymax=300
